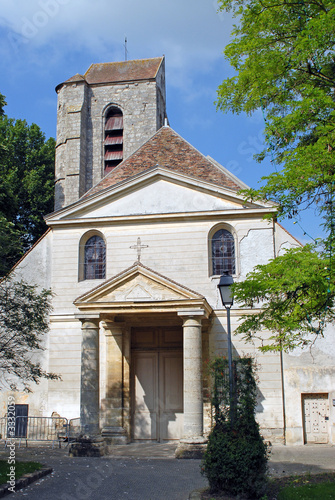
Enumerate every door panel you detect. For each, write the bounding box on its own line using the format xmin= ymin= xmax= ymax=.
xmin=7 ymin=404 xmax=28 ymax=438
xmin=133 ymin=353 xmax=158 ymax=440
xmin=303 ymin=394 xmax=329 ymax=444
xmin=132 ymin=347 xmax=183 ymax=441
xmin=159 ymin=352 xmax=183 ymax=440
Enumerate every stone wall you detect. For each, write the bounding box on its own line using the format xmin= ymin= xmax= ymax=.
xmin=55 ymin=65 xmax=166 ymax=211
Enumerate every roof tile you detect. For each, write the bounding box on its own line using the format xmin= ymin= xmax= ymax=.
xmin=57 ymin=57 xmax=164 ymax=92
xmin=84 ymin=126 xmax=241 ymax=198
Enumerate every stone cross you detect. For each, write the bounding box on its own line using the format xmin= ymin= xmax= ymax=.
xmin=130 ymin=237 xmax=149 ymax=262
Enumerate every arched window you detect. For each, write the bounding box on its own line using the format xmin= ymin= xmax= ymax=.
xmin=104 ymin=107 xmax=123 ymax=174
xmin=211 ymin=228 xmax=236 ymax=276
xmin=84 ymin=235 xmax=106 ymax=280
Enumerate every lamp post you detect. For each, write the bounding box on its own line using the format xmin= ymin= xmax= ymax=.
xmin=217 ymin=273 xmax=234 ymax=423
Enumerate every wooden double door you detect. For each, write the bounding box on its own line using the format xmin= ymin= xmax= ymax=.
xmin=131 ymin=327 xmax=183 ymax=442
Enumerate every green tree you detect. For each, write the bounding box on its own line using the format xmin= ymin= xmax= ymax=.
xmin=216 ymin=0 xmax=335 ymax=228
xmin=0 ymin=94 xmax=5 ymax=116
xmin=232 ymin=245 xmax=335 ymax=350
xmin=0 ymin=93 xmax=7 ymax=168
xmin=216 ymin=0 xmax=335 ymax=348
xmin=0 ymin=217 xmax=23 ymax=277
xmin=0 ymin=93 xmax=55 ymax=273
xmin=0 ymin=277 xmax=59 ymax=391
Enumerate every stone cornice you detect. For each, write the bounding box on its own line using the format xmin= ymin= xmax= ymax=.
xmin=75 ymin=299 xmax=212 ymax=318
xmin=46 ymin=207 xmax=276 ymax=228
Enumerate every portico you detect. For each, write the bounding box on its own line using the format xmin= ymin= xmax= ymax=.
xmin=74 ymin=262 xmax=212 ymax=444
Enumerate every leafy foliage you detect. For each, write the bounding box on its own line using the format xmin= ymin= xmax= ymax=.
xmin=0 ymin=217 xmax=23 ymax=277
xmin=216 ymin=0 xmax=335 ymax=346
xmin=0 ymin=277 xmax=59 ymax=391
xmin=0 ymin=94 xmax=5 ymax=116
xmin=0 ymin=93 xmax=55 ymax=274
xmin=202 ymin=357 xmax=269 ymax=498
xmin=232 ymin=245 xmax=335 ymax=350
xmin=216 ymin=0 xmax=335 ymax=228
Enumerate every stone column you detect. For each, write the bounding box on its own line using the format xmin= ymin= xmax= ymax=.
xmin=79 ymin=317 xmax=100 ymax=435
xmin=122 ymin=326 xmax=131 ymax=440
xmin=176 ymin=310 xmax=207 ymax=458
xmin=101 ymin=322 xmax=127 ymax=444
xmin=178 ymin=310 xmax=204 ymax=439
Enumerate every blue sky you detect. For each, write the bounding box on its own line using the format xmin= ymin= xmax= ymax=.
xmin=0 ymin=0 xmax=321 ymax=243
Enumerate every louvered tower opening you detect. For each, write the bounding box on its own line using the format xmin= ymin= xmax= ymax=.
xmin=104 ymin=107 xmax=123 ymax=174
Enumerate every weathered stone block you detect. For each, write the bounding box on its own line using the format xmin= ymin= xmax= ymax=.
xmin=69 ymin=435 xmax=107 ymax=457
xmin=175 ymin=438 xmax=207 ymax=459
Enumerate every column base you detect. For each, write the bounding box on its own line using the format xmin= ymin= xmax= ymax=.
xmin=69 ymin=435 xmax=107 ymax=457
xmin=101 ymin=426 xmax=128 ymax=445
xmin=175 ymin=437 xmax=207 ymax=459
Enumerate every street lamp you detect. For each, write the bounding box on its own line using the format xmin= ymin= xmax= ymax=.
xmin=217 ymin=273 xmax=234 ymax=423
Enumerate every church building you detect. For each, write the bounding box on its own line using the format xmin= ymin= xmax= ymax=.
xmin=4 ymin=57 xmax=335 ymax=447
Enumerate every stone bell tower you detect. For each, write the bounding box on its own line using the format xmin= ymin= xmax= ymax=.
xmin=54 ymin=57 xmax=166 ymax=211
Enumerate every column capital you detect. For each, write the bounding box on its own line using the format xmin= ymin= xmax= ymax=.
xmin=101 ymin=321 xmax=124 ymax=335
xmin=178 ymin=310 xmax=206 ymax=327
xmin=76 ymin=313 xmax=100 ymax=321
xmin=177 ymin=309 xmax=206 ymax=318
xmin=76 ymin=315 xmax=100 ymax=329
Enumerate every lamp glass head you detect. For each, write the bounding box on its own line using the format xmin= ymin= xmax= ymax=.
xmin=218 ymin=274 xmax=234 ymax=308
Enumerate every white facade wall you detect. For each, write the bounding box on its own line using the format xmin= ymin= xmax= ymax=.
xmin=49 ymin=213 xmax=277 ymax=315
xmin=0 ymin=232 xmax=53 ymax=417
xmin=41 ymin=206 xmax=288 ymax=435
xmin=2 ymin=157 xmax=334 ymax=446
xmin=2 ymin=186 xmax=309 ymax=438
xmin=282 ymin=329 xmax=335 ymax=444
xmin=47 ymin=320 xmax=82 ymax=419
xmin=13 ymin=231 xmax=52 ymax=290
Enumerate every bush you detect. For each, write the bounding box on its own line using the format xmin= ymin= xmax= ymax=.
xmin=202 ymin=357 xmax=269 ymax=499
xmin=203 ymin=421 xmax=268 ymax=498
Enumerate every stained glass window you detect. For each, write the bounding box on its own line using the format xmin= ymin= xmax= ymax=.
xmin=212 ymin=229 xmax=235 ymax=276
xmin=84 ymin=235 xmax=106 ymax=280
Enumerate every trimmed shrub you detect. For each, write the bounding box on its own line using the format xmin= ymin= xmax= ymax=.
xmin=202 ymin=357 xmax=269 ymax=499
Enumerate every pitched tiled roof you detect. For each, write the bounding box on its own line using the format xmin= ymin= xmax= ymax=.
xmin=57 ymin=58 xmax=164 ymax=91
xmin=84 ymin=57 xmax=163 ymax=85
xmin=65 ymin=73 xmax=86 ymax=83
xmin=84 ymin=126 xmax=241 ymax=198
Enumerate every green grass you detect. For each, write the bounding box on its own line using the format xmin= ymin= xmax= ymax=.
xmin=277 ymin=481 xmax=335 ymax=499
xmin=0 ymin=459 xmax=42 ymax=484
xmin=201 ymin=472 xmax=335 ymax=499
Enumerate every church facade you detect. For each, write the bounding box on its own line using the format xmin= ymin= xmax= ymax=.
xmin=4 ymin=57 xmax=335 ymax=446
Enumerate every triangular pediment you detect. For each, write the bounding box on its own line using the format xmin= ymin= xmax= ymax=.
xmin=74 ymin=262 xmax=204 ymax=307
xmin=46 ymin=166 xmax=275 ymax=223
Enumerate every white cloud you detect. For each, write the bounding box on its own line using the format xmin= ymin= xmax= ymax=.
xmin=0 ymin=0 xmax=233 ymax=90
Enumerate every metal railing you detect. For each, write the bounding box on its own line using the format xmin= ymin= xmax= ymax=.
xmin=0 ymin=416 xmax=81 ymax=448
